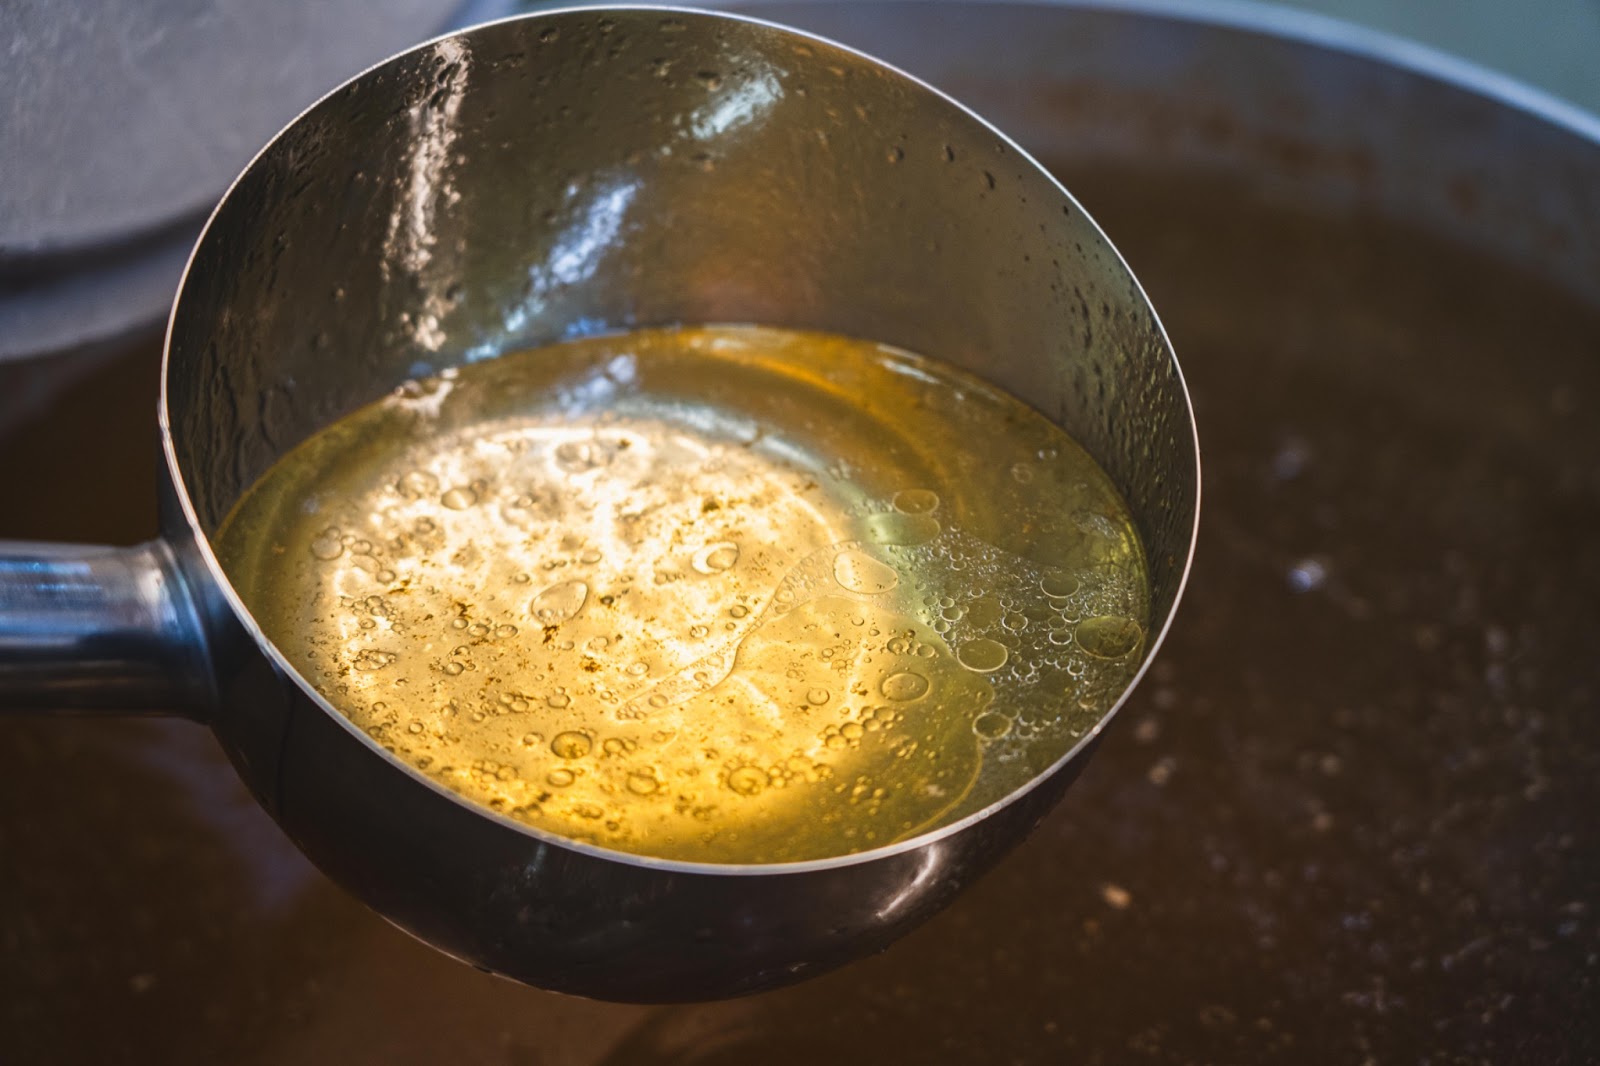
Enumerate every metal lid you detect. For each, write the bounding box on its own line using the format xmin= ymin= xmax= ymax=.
xmin=0 ymin=0 xmax=465 ymax=360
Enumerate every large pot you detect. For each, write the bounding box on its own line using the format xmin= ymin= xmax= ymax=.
xmin=0 ymin=5 xmax=1197 ymax=1004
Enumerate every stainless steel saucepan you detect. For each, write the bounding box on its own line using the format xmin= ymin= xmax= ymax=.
xmin=0 ymin=6 xmax=1197 ymax=1001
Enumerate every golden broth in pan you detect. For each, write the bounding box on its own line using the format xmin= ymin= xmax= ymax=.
xmin=216 ymin=326 xmax=1148 ymax=863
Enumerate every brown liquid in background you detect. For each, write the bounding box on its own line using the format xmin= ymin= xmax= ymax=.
xmin=2 ymin=171 xmax=1598 ymax=1063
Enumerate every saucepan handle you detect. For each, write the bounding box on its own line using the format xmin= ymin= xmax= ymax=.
xmin=0 ymin=539 xmax=213 ymax=715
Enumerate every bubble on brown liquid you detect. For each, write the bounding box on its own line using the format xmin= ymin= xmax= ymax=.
xmin=727 ymin=766 xmax=765 ymax=796
xmin=880 ymin=671 xmax=929 ymax=701
xmin=353 ymin=650 xmax=396 ymax=671
xmin=1041 ymin=570 xmax=1080 ymax=599
xmin=973 ymin=712 xmax=1012 ymax=740
xmin=806 ymin=688 xmax=830 ymax=705
xmin=441 ymin=486 xmax=477 ymax=510
xmin=349 ymin=553 xmax=385 ymax=580
xmin=1076 ymin=615 xmax=1143 ymax=659
xmin=547 ymin=768 xmax=576 ymax=787
xmin=399 ymin=470 xmax=439 ymax=497
xmin=892 ymin=489 xmax=940 ymax=514
xmin=956 ymin=638 xmax=1009 ymax=673
xmin=309 ymin=528 xmax=344 ymax=560
xmin=532 ymin=579 xmax=588 ymax=624
xmin=551 ymin=731 xmax=591 ymax=759
xmin=833 ymin=549 xmax=898 ymax=595
xmin=546 ymin=691 xmax=571 ymax=709
xmin=554 ymin=439 xmax=611 ymax=473
xmin=692 ymin=541 xmax=740 ymax=574
xmin=866 ymin=511 xmax=941 ymax=546
xmin=626 ymin=771 xmax=660 ymax=795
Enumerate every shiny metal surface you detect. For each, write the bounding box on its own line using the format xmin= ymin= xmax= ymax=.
xmin=164 ymin=8 xmax=1194 ymax=618
xmin=3 ymin=0 xmax=1598 ymax=1060
xmin=0 ymin=540 xmax=210 ymax=714
xmin=0 ymin=6 xmax=1195 ymax=1002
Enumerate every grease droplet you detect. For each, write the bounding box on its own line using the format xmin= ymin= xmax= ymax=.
xmin=956 ymin=638 xmax=1009 ymax=673
xmin=1041 ymin=570 xmax=1080 ymax=599
xmin=309 ymin=530 xmax=343 ymax=560
xmin=892 ymin=489 xmax=940 ymax=514
xmin=532 ymin=579 xmax=588 ymax=624
xmin=441 ymin=486 xmax=477 ymax=510
xmin=1076 ymin=615 xmax=1143 ymax=659
xmin=399 ymin=470 xmax=439 ymax=497
xmin=833 ymin=550 xmax=899 ymax=595
xmin=551 ymin=731 xmax=591 ymax=759
xmin=554 ymin=439 xmax=611 ymax=473
xmin=692 ymin=541 xmax=740 ymax=574
xmin=727 ymin=766 xmax=765 ymax=796
xmin=880 ymin=671 xmax=929 ymax=701
xmin=353 ymin=650 xmax=396 ymax=671
xmin=974 ymin=712 xmax=1012 ymax=739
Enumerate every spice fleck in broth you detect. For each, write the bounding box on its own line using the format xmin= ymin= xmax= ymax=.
xmin=216 ymin=326 xmax=1148 ymax=863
